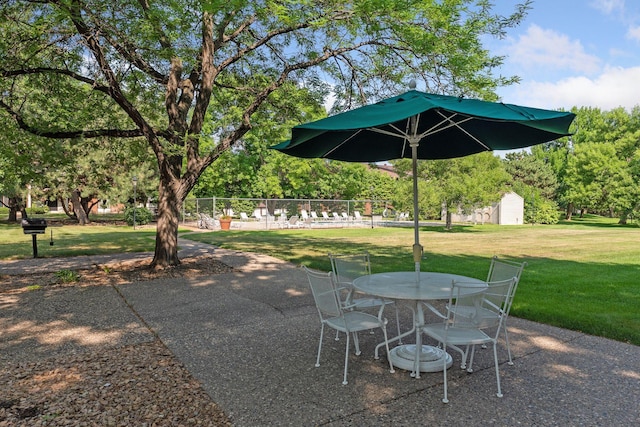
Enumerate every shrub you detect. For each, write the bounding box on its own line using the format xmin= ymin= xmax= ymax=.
xmin=526 ymin=198 xmax=560 ymax=224
xmin=124 ymin=206 xmax=154 ymax=226
xmin=26 ymin=206 xmax=49 ymax=215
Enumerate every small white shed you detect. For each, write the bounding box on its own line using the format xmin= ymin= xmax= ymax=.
xmin=497 ymin=192 xmax=524 ymax=225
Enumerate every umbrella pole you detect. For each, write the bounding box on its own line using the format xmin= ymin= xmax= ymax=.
xmin=411 ymin=139 xmax=422 ymax=275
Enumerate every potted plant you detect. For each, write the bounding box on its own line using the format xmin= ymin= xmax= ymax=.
xmin=219 ymin=214 xmax=232 ymax=230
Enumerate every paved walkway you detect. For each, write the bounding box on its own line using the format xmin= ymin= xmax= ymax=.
xmin=1 ymin=240 xmax=639 ymax=426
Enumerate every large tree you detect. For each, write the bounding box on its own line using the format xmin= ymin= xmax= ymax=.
xmin=0 ymin=0 xmax=530 ymax=267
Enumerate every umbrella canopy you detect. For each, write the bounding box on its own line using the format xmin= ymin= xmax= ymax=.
xmin=273 ymin=90 xmax=576 ymax=272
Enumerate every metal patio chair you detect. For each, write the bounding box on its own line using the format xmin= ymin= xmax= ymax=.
xmin=422 ymin=277 xmax=517 ymax=403
xmin=452 ymin=256 xmax=526 ymax=365
xmin=303 ymin=266 xmax=394 ymax=385
xmin=328 ymin=252 xmax=402 ymax=342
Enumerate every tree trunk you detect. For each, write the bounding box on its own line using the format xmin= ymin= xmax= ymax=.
xmin=70 ymin=189 xmax=90 ymax=225
xmin=565 ymin=202 xmax=573 ymax=220
xmin=151 ymin=178 xmax=182 ymax=268
xmin=445 ymin=210 xmax=452 ymax=230
xmin=8 ymin=197 xmax=22 ymax=221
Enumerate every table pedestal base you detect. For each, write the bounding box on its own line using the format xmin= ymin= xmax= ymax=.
xmin=389 ymin=345 xmax=452 ymax=373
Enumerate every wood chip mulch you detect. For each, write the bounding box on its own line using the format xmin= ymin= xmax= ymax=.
xmin=0 ymin=255 xmax=235 ymax=426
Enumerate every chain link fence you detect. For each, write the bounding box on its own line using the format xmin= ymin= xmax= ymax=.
xmin=183 ymin=197 xmax=398 ymax=230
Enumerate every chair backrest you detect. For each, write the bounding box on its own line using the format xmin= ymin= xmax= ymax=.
xmin=354 ymin=211 xmax=362 ymax=219
xmin=240 ymin=212 xmax=249 ymax=220
xmin=450 ymin=278 xmax=517 ymax=330
xmin=332 ymin=212 xmax=340 ymax=220
xmin=486 ymin=256 xmax=526 ymax=315
xmin=288 ymin=215 xmax=300 ymax=224
xmin=322 ymin=211 xmax=330 ymax=219
xmin=311 ymin=211 xmax=319 ymax=219
xmin=304 ymin=266 xmax=342 ymax=319
xmin=328 ymin=252 xmax=371 ymax=287
xmin=301 ymin=210 xmax=309 ymax=220
xmin=487 ymin=256 xmax=526 ymax=282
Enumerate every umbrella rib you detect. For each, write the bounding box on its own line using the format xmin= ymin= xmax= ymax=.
xmin=323 ymin=129 xmax=364 ymax=158
xmin=369 ymin=125 xmax=409 ymax=139
xmin=424 ymin=111 xmax=492 ymax=151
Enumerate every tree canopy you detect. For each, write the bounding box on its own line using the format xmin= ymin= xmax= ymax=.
xmin=1 ymin=0 xmax=531 ymax=266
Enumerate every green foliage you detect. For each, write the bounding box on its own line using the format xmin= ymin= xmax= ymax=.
xmin=525 ymin=195 xmax=560 ymax=224
xmin=26 ymin=206 xmax=49 ymax=215
xmin=0 ymin=0 xmax=533 ymax=264
xmin=124 ymin=207 xmax=154 ymax=226
xmin=536 ymin=106 xmax=640 ymax=219
xmin=55 ymin=269 xmax=80 ymax=283
xmin=393 ymin=152 xmax=510 ymax=222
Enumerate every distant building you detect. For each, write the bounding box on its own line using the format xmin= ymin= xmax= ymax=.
xmin=445 ymin=192 xmax=524 ymax=225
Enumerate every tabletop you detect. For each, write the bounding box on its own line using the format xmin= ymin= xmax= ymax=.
xmin=352 ymin=271 xmax=486 ymax=301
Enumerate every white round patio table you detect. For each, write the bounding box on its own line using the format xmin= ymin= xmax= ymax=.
xmin=352 ymin=271 xmax=487 ymax=378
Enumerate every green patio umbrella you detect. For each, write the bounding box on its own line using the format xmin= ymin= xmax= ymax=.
xmin=272 ymin=89 xmax=576 ymax=273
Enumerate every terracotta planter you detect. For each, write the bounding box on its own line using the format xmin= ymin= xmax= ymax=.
xmin=219 ymin=218 xmax=232 ymax=230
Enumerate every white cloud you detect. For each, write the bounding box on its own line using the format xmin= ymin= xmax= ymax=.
xmin=626 ymin=25 xmax=640 ymax=42
xmin=590 ymin=0 xmax=625 ymax=15
xmin=504 ymin=66 xmax=640 ymax=111
xmin=507 ymin=25 xmax=601 ymax=75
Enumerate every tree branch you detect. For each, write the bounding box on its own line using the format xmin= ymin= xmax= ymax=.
xmin=1 ymin=67 xmax=110 ymax=94
xmin=0 ymin=99 xmax=143 ymax=139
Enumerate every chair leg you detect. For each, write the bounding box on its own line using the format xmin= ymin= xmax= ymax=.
xmin=343 ymin=332 xmax=351 ymax=385
xmin=380 ymin=323 xmax=395 ymax=374
xmin=353 ymin=332 xmax=361 ymax=355
xmin=503 ymin=322 xmax=514 ymax=365
xmin=460 ymin=345 xmax=469 ymax=370
xmin=492 ymin=342 xmax=503 ymax=398
xmin=466 ymin=345 xmax=476 ymax=373
xmin=315 ymin=324 xmax=325 ymax=368
xmin=442 ymin=342 xmax=449 ymax=403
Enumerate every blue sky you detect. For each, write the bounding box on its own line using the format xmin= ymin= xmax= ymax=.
xmin=488 ymin=0 xmax=640 ymax=111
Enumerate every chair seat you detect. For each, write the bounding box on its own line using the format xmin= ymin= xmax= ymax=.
xmin=326 ymin=311 xmax=384 ymax=333
xmin=423 ymin=324 xmax=493 ymax=346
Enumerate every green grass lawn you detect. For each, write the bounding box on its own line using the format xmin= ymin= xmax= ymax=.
xmin=0 ymin=221 xmax=157 ymax=259
xmin=2 ymin=215 xmax=639 ymax=346
xmin=181 ymin=216 xmax=640 ymax=346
